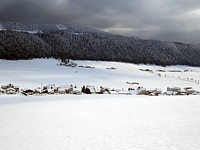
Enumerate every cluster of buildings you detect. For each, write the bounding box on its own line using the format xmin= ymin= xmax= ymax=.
xmin=165 ymin=87 xmax=199 ymax=96
xmin=0 ymin=83 xmax=200 ymax=96
xmin=136 ymin=86 xmax=200 ymax=96
xmin=0 ymin=84 xmax=20 ymax=94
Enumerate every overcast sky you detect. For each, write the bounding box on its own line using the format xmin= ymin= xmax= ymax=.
xmin=0 ymin=0 xmax=200 ymax=43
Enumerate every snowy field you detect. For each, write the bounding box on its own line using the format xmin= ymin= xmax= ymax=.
xmin=0 ymin=59 xmax=200 ymax=91
xmin=0 ymin=59 xmax=200 ymax=149
xmin=0 ymin=95 xmax=200 ymax=150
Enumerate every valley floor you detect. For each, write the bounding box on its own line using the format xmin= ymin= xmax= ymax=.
xmin=0 ymin=59 xmax=200 ymax=91
xmin=0 ymin=59 xmax=200 ymax=149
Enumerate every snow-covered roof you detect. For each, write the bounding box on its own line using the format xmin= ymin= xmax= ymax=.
xmin=47 ymin=89 xmax=55 ymax=93
xmin=58 ymin=85 xmax=73 ymax=91
xmin=0 ymin=88 xmax=5 ymax=92
xmin=6 ymin=88 xmax=16 ymax=91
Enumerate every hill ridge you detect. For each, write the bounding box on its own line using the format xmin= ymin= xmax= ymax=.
xmin=0 ymin=22 xmax=200 ymax=66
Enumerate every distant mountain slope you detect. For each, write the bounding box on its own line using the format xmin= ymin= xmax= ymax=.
xmin=0 ymin=22 xmax=200 ymax=66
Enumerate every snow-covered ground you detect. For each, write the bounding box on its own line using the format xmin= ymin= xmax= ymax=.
xmin=0 ymin=59 xmax=200 ymax=91
xmin=0 ymin=59 xmax=200 ymax=150
xmin=0 ymin=95 xmax=200 ymax=150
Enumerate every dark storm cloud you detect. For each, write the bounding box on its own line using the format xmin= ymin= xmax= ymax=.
xmin=0 ymin=0 xmax=200 ymax=43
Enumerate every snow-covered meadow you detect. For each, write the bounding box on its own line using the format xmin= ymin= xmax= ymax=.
xmin=0 ymin=95 xmax=200 ymax=150
xmin=0 ymin=59 xmax=200 ymax=91
xmin=0 ymin=59 xmax=200 ymax=150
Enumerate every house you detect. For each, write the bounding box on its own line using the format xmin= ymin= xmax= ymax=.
xmin=150 ymin=88 xmax=162 ymax=96
xmin=184 ymin=87 xmax=195 ymax=95
xmin=82 ymin=85 xmax=96 ymax=94
xmin=60 ymin=60 xmax=77 ymax=68
xmin=35 ymin=87 xmax=42 ymax=95
xmin=47 ymin=84 xmax=57 ymax=94
xmin=138 ymin=89 xmax=154 ymax=95
xmin=42 ymin=84 xmax=58 ymax=94
xmin=165 ymin=87 xmax=185 ymax=95
xmin=106 ymin=67 xmax=117 ymax=70
xmin=1 ymin=84 xmax=19 ymax=94
xmin=167 ymin=87 xmax=181 ymax=92
xmin=97 ymin=87 xmax=110 ymax=94
xmin=58 ymin=85 xmax=73 ymax=94
xmin=22 ymin=89 xmax=35 ymax=96
xmin=139 ymin=69 xmax=153 ymax=73
xmin=126 ymin=81 xmax=139 ymax=85
xmin=178 ymin=89 xmax=187 ymax=95
xmin=6 ymin=88 xmax=17 ymax=94
xmin=71 ymin=87 xmax=82 ymax=95
xmin=1 ymin=84 xmax=19 ymax=93
xmin=166 ymin=87 xmax=181 ymax=95
xmin=192 ymin=91 xmax=200 ymax=95
xmin=128 ymin=86 xmax=144 ymax=95
xmin=138 ymin=88 xmax=162 ymax=96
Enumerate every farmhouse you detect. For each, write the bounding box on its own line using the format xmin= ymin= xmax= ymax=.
xmin=138 ymin=88 xmax=162 ymax=96
xmin=138 ymin=89 xmax=154 ymax=96
xmin=71 ymin=87 xmax=82 ymax=95
xmin=22 ymin=89 xmax=35 ymax=96
xmin=35 ymin=87 xmax=42 ymax=95
xmin=1 ymin=84 xmax=19 ymax=94
xmin=47 ymin=84 xmax=58 ymax=94
xmin=106 ymin=67 xmax=117 ymax=70
xmin=126 ymin=81 xmax=139 ymax=85
xmin=165 ymin=87 xmax=187 ymax=95
xmin=82 ymin=85 xmax=96 ymax=94
xmin=6 ymin=88 xmax=17 ymax=94
xmin=101 ymin=88 xmax=111 ymax=94
xmin=98 ymin=86 xmax=110 ymax=94
xmin=58 ymin=85 xmax=73 ymax=94
xmin=60 ymin=60 xmax=77 ymax=68
xmin=184 ymin=87 xmax=195 ymax=95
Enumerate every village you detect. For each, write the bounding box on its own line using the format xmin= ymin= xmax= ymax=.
xmin=0 ymin=83 xmax=200 ymax=96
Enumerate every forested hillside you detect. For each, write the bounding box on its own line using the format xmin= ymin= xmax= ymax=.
xmin=1 ymin=22 xmax=200 ymax=66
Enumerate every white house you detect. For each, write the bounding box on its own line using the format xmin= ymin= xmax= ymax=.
xmin=1 ymin=84 xmax=19 ymax=94
xmin=6 ymin=88 xmax=17 ymax=94
xmin=58 ymin=85 xmax=73 ymax=94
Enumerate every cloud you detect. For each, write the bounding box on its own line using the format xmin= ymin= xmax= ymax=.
xmin=0 ymin=0 xmax=200 ymax=43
